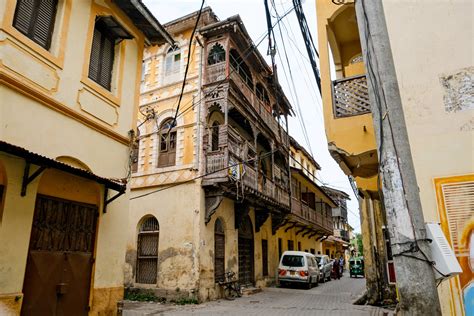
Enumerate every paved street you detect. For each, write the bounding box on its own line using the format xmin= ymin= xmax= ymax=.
xmin=123 ymin=275 xmax=394 ymax=316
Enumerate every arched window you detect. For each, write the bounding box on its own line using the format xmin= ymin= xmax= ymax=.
xmin=208 ymin=43 xmax=225 ymax=65
xmin=164 ymin=45 xmax=181 ymax=77
xmin=211 ymin=121 xmax=220 ymax=151
xmin=229 ymin=49 xmax=253 ymax=89
xmin=136 ymin=216 xmax=159 ymax=284
xmin=158 ymin=118 xmax=177 ymax=167
xmin=214 ymin=218 xmax=225 ymax=282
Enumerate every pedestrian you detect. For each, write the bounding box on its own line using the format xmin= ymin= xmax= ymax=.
xmin=332 ymin=259 xmax=340 ymax=280
xmin=339 ymin=256 xmax=344 ymax=276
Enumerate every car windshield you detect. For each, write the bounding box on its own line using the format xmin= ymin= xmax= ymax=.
xmin=282 ymin=255 xmax=304 ymax=267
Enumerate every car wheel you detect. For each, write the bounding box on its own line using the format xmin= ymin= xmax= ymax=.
xmin=307 ymin=278 xmax=312 ymax=289
xmin=315 ymin=276 xmax=319 ymax=287
xmin=327 ymin=272 xmax=331 ymax=282
xmin=321 ymin=274 xmax=325 ymax=283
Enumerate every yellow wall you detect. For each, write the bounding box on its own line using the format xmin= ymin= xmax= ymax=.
xmin=382 ymin=1 xmax=473 ymax=314
xmin=0 ymin=0 xmax=146 ymax=314
xmin=315 ymin=0 xmax=377 ymax=157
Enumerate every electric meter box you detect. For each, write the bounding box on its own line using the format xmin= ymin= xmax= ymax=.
xmin=425 ymin=222 xmax=462 ymax=280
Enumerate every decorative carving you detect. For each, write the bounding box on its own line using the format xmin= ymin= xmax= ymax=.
xmin=205 ymin=188 xmax=224 ymax=224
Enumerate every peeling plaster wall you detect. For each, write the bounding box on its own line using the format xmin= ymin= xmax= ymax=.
xmin=382 ymin=1 xmax=473 ymax=314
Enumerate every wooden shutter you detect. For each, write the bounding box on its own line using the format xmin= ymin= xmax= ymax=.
xmin=13 ymin=0 xmax=36 ymax=34
xmin=88 ymin=22 xmax=116 ymax=90
xmin=13 ymin=0 xmax=58 ymax=49
xmin=88 ymin=28 xmax=102 ymax=83
xmin=262 ymin=239 xmax=268 ymax=277
xmin=214 ymin=219 xmax=225 ymax=282
xmin=32 ymin=0 xmax=58 ymax=49
xmin=100 ymin=36 xmax=115 ymax=90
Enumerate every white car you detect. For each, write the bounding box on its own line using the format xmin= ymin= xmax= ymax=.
xmin=278 ymin=251 xmax=320 ymax=289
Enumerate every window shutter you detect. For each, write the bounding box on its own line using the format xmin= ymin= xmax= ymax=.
xmin=100 ymin=36 xmax=115 ymax=90
xmin=13 ymin=0 xmax=36 ymax=35
xmin=31 ymin=0 xmax=58 ymax=49
xmin=88 ymin=28 xmax=102 ymax=83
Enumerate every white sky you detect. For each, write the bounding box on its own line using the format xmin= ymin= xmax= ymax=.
xmin=143 ymin=0 xmax=361 ymax=233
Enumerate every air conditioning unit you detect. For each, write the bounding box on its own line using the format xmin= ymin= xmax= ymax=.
xmin=425 ymin=222 xmax=462 ymax=280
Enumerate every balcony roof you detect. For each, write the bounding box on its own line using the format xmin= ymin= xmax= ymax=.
xmin=200 ymin=14 xmax=294 ymax=115
xmin=290 ymin=136 xmax=321 ymax=170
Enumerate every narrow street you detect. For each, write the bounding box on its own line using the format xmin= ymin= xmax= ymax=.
xmin=123 ymin=276 xmax=393 ymax=316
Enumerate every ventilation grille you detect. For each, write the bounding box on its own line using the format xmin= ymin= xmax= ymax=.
xmin=442 ymin=180 xmax=474 ymax=255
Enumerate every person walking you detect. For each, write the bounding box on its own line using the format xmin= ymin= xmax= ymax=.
xmin=332 ymin=259 xmax=340 ymax=280
xmin=339 ymin=256 xmax=344 ymax=277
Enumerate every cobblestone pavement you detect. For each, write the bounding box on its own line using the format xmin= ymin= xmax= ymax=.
xmin=122 ymin=275 xmax=394 ymax=316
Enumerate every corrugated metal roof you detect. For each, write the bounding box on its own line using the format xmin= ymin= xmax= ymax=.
xmin=0 ymin=141 xmax=126 ymax=192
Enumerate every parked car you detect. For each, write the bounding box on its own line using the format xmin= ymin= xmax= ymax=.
xmin=315 ymin=254 xmax=332 ymax=282
xmin=278 ymin=251 xmax=320 ymax=289
xmin=349 ymin=257 xmax=365 ymax=278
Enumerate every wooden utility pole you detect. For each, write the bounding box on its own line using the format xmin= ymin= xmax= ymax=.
xmin=354 ymin=0 xmax=441 ymax=314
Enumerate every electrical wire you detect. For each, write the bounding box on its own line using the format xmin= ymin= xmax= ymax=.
xmin=130 ymin=147 xmax=279 ymax=200
xmin=166 ymin=0 xmax=205 ymax=140
xmin=138 ymin=6 xmax=296 ymax=141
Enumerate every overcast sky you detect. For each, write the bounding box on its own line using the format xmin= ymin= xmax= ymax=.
xmin=143 ymin=0 xmax=362 ymax=233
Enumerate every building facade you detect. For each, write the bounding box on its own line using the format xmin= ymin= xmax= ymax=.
xmin=127 ymin=8 xmax=337 ymax=302
xmin=0 ymin=0 xmax=172 ymax=314
xmin=315 ymin=0 xmax=473 ymax=313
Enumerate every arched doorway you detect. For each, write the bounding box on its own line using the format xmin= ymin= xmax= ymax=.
xmin=238 ymin=215 xmax=254 ymax=285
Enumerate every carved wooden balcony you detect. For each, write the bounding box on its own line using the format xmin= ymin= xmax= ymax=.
xmin=203 ymin=124 xmax=290 ymax=209
xmin=204 ymin=65 xmax=287 ymax=145
xmin=332 ymin=74 xmax=371 ymax=118
xmin=290 ymin=198 xmax=333 ymax=234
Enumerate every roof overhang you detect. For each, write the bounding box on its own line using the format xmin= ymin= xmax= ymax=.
xmin=0 ymin=141 xmax=126 ymax=193
xmin=328 ymin=142 xmax=378 ymax=178
xmin=113 ymin=0 xmax=174 ymax=45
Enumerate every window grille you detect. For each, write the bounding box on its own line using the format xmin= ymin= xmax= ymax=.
xmin=136 ymin=217 xmax=159 ymax=284
xmin=214 ymin=218 xmax=225 ymax=282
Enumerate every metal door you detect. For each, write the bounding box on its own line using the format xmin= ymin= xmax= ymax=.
xmin=22 ymin=195 xmax=98 ymax=316
xmin=238 ymin=215 xmax=254 ymax=286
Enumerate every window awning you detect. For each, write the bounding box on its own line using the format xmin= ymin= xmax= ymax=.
xmin=96 ymin=16 xmax=134 ymax=40
xmin=0 ymin=141 xmax=126 ymax=193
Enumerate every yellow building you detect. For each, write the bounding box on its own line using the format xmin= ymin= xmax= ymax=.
xmin=0 ymin=0 xmax=172 ymax=314
xmin=315 ymin=0 xmax=473 ymax=314
xmin=127 ymin=8 xmax=338 ymax=301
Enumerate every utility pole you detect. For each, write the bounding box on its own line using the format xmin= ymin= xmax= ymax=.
xmin=354 ymin=0 xmax=441 ymax=314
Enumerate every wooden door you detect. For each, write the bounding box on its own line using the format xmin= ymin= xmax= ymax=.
xmin=22 ymin=195 xmax=98 ymax=316
xmin=238 ymin=215 xmax=254 ymax=286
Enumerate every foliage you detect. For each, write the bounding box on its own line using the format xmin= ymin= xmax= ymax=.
xmin=355 ymin=233 xmax=364 ymax=255
xmin=124 ymin=288 xmax=165 ymax=303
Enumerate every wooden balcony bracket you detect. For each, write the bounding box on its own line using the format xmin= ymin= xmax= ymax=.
xmin=255 ymin=209 xmax=270 ymax=232
xmin=302 ymin=229 xmax=313 ymax=238
xmin=296 ymin=227 xmax=311 ymax=236
xmin=234 ymin=202 xmax=250 ymax=229
xmin=284 ymin=222 xmax=297 ymax=233
xmin=205 ymin=188 xmax=224 ymax=225
xmin=308 ymin=231 xmax=318 ymax=239
xmin=271 ymin=215 xmax=287 ymax=235
xmin=318 ymin=235 xmax=329 ymax=242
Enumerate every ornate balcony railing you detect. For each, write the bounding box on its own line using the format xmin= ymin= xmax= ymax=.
xmin=291 ymin=198 xmax=333 ymax=232
xmin=332 ymin=74 xmax=371 ymax=118
xmin=204 ymin=125 xmax=290 ymax=207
